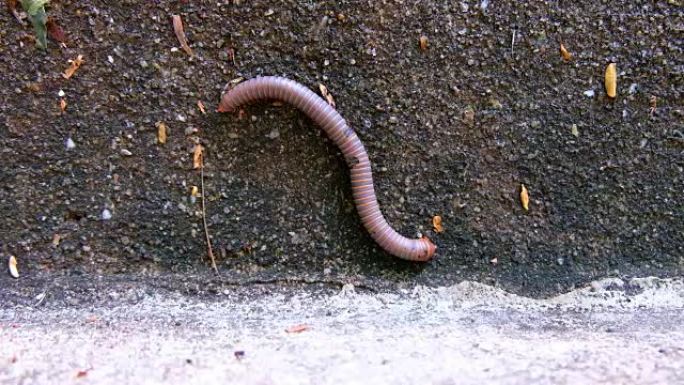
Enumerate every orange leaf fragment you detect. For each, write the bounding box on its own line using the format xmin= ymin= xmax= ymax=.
xmin=172 ymin=15 xmax=194 ymax=56
xmin=285 ymin=324 xmax=310 ymax=333
xmin=559 ymin=43 xmax=572 ymax=61
xmin=318 ymin=84 xmax=335 ymax=108
xmin=432 ymin=215 xmax=444 ymax=233
xmin=197 ymin=100 xmax=206 ymax=115
xmin=8 ymin=255 xmax=19 ymax=278
xmin=605 ymin=63 xmax=617 ymax=98
xmin=419 ymin=35 xmax=429 ymax=51
xmin=156 ymin=122 xmax=167 ymax=144
xmin=52 ymin=234 xmax=61 ymax=247
xmin=62 ymin=55 xmax=84 ymax=79
xmin=60 ymin=98 xmax=67 ymax=114
xmin=520 ymin=184 xmax=529 ymax=211
xmin=192 ymin=144 xmax=203 ymax=169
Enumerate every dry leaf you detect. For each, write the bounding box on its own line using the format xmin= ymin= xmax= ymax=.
xmin=559 ymin=43 xmax=572 ymax=61
xmin=419 ymin=35 xmax=429 ymax=51
xmin=318 ymin=84 xmax=335 ymax=108
xmin=62 ymin=54 xmax=84 ymax=79
xmin=190 ymin=185 xmax=199 ymax=197
xmin=432 ymin=215 xmax=444 ymax=233
xmin=172 ymin=15 xmax=193 ymax=56
xmin=156 ymin=121 xmax=167 ymax=144
xmin=520 ymin=184 xmax=529 ymax=211
xmin=60 ymin=98 xmax=67 ymax=113
xmin=649 ymin=95 xmax=657 ymax=115
xmin=46 ymin=17 xmax=66 ymax=43
xmin=52 ymin=233 xmax=61 ymax=247
xmin=605 ymin=62 xmax=617 ymax=98
xmin=8 ymin=255 xmax=19 ymax=278
xmin=7 ymin=0 xmax=25 ymax=25
xmin=192 ymin=144 xmax=203 ymax=169
xmin=197 ymin=100 xmax=206 ymax=115
xmin=75 ymin=370 xmax=89 ymax=378
xmin=285 ymin=324 xmax=310 ymax=333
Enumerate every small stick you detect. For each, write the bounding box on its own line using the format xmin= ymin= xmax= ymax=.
xmin=200 ymin=157 xmax=218 ymax=273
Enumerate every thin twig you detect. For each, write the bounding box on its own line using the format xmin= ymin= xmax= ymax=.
xmin=200 ymin=158 xmax=218 ymax=273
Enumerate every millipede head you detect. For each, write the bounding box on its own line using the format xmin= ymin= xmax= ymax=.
xmin=420 ymin=236 xmax=437 ymax=261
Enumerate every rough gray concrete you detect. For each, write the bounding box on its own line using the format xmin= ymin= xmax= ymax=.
xmin=2 ymin=277 xmax=683 ymax=384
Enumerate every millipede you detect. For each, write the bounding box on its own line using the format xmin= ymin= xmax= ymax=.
xmin=217 ymin=76 xmax=436 ymax=262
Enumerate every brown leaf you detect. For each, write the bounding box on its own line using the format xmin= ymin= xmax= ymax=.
xmin=62 ymin=55 xmax=84 ymax=79
xmin=156 ymin=121 xmax=167 ymax=144
xmin=190 ymin=185 xmax=199 ymax=197
xmin=46 ymin=17 xmax=66 ymax=43
xmin=8 ymin=255 xmax=19 ymax=278
xmin=7 ymin=0 xmax=24 ymax=25
xmin=604 ymin=62 xmax=617 ymax=98
xmin=432 ymin=215 xmax=444 ymax=233
xmin=197 ymin=100 xmax=206 ymax=115
xmin=318 ymin=84 xmax=335 ymax=108
xmin=559 ymin=43 xmax=572 ymax=61
xmin=172 ymin=15 xmax=193 ymax=56
xmin=520 ymin=184 xmax=529 ymax=211
xmin=285 ymin=324 xmax=310 ymax=333
xmin=192 ymin=144 xmax=203 ymax=169
xmin=419 ymin=35 xmax=429 ymax=51
xmin=60 ymin=98 xmax=67 ymax=114
xmin=649 ymin=95 xmax=657 ymax=115
xmin=75 ymin=369 xmax=89 ymax=378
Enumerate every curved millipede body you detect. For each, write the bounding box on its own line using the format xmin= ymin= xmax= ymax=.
xmin=218 ymin=76 xmax=436 ymax=261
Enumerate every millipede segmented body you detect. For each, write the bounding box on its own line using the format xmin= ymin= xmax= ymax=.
xmin=218 ymin=76 xmax=436 ymax=261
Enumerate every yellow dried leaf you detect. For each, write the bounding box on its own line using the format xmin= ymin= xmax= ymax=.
xmin=190 ymin=185 xmax=199 ymax=197
xmin=419 ymin=35 xmax=429 ymax=51
xmin=318 ymin=84 xmax=335 ymax=108
xmin=52 ymin=234 xmax=61 ymax=247
xmin=156 ymin=122 xmax=167 ymax=144
xmin=197 ymin=100 xmax=206 ymax=115
xmin=172 ymin=15 xmax=194 ymax=56
xmin=192 ymin=144 xmax=203 ymax=169
xmin=60 ymin=98 xmax=67 ymax=113
xmin=432 ymin=215 xmax=444 ymax=233
xmin=559 ymin=43 xmax=572 ymax=61
xmin=520 ymin=184 xmax=529 ymax=211
xmin=62 ymin=54 xmax=84 ymax=79
xmin=8 ymin=256 xmax=19 ymax=278
xmin=605 ymin=62 xmax=617 ymax=98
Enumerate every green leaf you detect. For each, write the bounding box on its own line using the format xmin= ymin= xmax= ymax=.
xmin=20 ymin=0 xmax=49 ymax=49
xmin=30 ymin=8 xmax=48 ymax=49
xmin=20 ymin=0 xmax=49 ymax=16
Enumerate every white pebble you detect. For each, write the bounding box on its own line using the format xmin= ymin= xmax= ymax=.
xmin=107 ymin=55 xmax=114 ymax=64
xmin=65 ymin=137 xmax=76 ymax=150
xmin=583 ymin=89 xmax=595 ymax=98
xmin=628 ymin=83 xmax=638 ymax=94
xmin=58 ymin=89 xmax=65 ymax=97
xmin=101 ymin=209 xmax=112 ymax=220
xmin=120 ymin=149 xmax=133 ymax=156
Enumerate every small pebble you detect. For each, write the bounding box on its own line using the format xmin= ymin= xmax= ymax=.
xmin=266 ymin=128 xmax=280 ymax=139
xmin=58 ymin=89 xmax=65 ymax=97
xmin=101 ymin=209 xmax=112 ymax=220
xmin=65 ymin=137 xmax=76 ymax=150
xmin=583 ymin=90 xmax=595 ymax=98
xmin=120 ymin=149 xmax=133 ymax=156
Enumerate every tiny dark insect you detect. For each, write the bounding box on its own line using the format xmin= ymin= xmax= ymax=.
xmin=218 ymin=76 xmax=436 ymax=261
xmin=234 ymin=351 xmax=245 ymax=359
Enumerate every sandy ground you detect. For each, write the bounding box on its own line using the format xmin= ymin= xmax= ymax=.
xmin=2 ymin=276 xmax=683 ymax=385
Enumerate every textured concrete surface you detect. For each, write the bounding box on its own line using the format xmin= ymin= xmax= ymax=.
xmin=2 ymin=277 xmax=683 ymax=384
